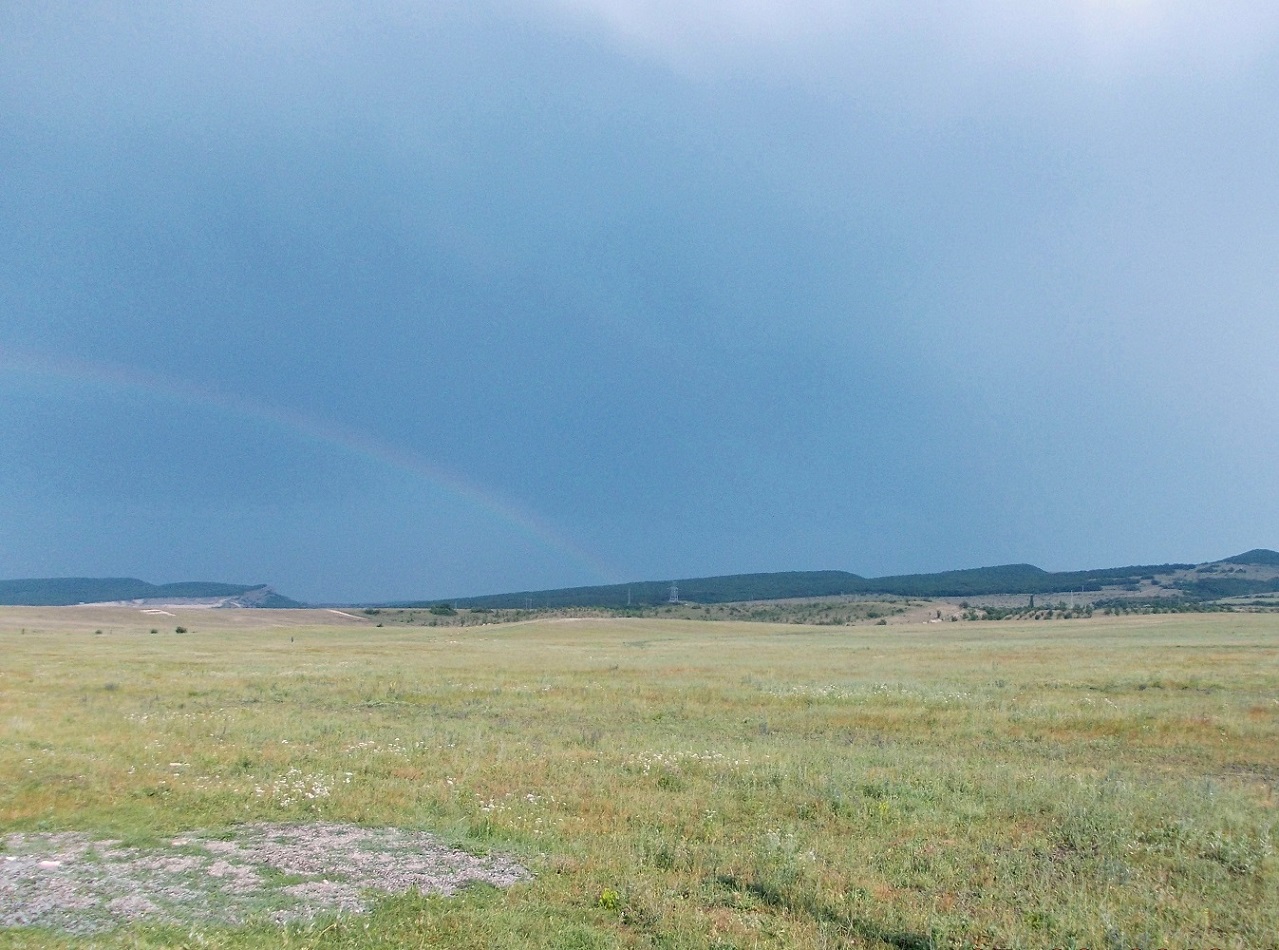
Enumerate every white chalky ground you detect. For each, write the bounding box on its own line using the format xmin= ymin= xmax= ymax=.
xmin=0 ymin=823 xmax=529 ymax=935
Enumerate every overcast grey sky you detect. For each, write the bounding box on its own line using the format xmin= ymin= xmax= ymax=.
xmin=2 ymin=1 xmax=1277 ymax=602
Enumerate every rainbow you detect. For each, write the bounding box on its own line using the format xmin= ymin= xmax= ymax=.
xmin=0 ymin=346 xmax=618 ymax=584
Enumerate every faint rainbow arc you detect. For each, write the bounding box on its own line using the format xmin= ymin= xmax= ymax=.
xmin=0 ymin=347 xmax=618 ymax=585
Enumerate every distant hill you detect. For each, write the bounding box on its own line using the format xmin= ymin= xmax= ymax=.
xmin=429 ymin=550 xmax=1279 ymax=609
xmin=0 ymin=578 xmax=302 ymax=608
xmin=1221 ymin=548 xmax=1279 ymax=566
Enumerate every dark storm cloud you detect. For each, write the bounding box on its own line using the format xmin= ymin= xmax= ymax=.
xmin=2 ymin=1 xmax=1276 ymax=600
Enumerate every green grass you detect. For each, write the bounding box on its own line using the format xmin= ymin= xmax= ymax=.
xmin=1 ymin=610 xmax=1276 ymax=947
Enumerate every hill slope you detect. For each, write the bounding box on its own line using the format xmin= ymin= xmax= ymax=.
xmin=431 ymin=550 xmax=1278 ymax=609
xmin=0 ymin=578 xmax=303 ymax=608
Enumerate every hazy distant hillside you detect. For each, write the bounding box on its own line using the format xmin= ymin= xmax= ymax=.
xmin=0 ymin=578 xmax=302 ymax=608
xmin=424 ymin=570 xmax=869 ymax=610
xmin=434 ymin=551 xmax=1278 ymax=609
xmin=1221 ymin=548 xmax=1279 ymax=566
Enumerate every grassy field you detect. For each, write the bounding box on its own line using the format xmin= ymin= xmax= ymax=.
xmin=1 ymin=609 xmax=1276 ymax=948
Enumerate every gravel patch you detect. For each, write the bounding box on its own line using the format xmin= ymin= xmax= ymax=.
xmin=0 ymin=823 xmax=529 ymax=934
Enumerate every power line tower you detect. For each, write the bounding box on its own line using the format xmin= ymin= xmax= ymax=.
xmin=668 ymin=582 xmax=679 ymax=604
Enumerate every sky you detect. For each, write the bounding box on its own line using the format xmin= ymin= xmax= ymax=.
xmin=2 ymin=1 xmax=1277 ymax=603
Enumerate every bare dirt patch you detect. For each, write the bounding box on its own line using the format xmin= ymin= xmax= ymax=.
xmin=0 ymin=823 xmax=529 ymax=935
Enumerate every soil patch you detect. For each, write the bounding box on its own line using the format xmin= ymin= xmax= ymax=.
xmin=0 ymin=822 xmax=529 ymax=934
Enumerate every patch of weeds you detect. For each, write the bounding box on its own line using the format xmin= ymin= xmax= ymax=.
xmin=655 ymin=770 xmax=685 ymax=791
xmin=1023 ymin=908 xmax=1058 ymax=932
xmin=712 ymin=873 xmax=935 ymax=950
xmin=1199 ymin=827 xmax=1274 ymax=875
xmin=112 ymin=830 xmax=170 ymax=850
xmin=1137 ymin=816 xmax=1274 ymax=875
xmin=1053 ymin=806 xmax=1128 ymax=858
xmin=641 ymin=835 xmax=692 ymax=872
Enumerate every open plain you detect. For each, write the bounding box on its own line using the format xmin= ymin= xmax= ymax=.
xmin=1 ymin=608 xmax=1276 ymax=948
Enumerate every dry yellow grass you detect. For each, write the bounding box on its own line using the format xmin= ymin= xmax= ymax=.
xmin=0 ymin=608 xmax=1276 ymax=947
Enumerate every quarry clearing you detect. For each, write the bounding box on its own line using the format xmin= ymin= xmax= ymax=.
xmin=0 ymin=605 xmax=373 ymax=631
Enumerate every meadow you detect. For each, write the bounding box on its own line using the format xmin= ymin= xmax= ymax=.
xmin=0 ymin=608 xmax=1276 ymax=948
